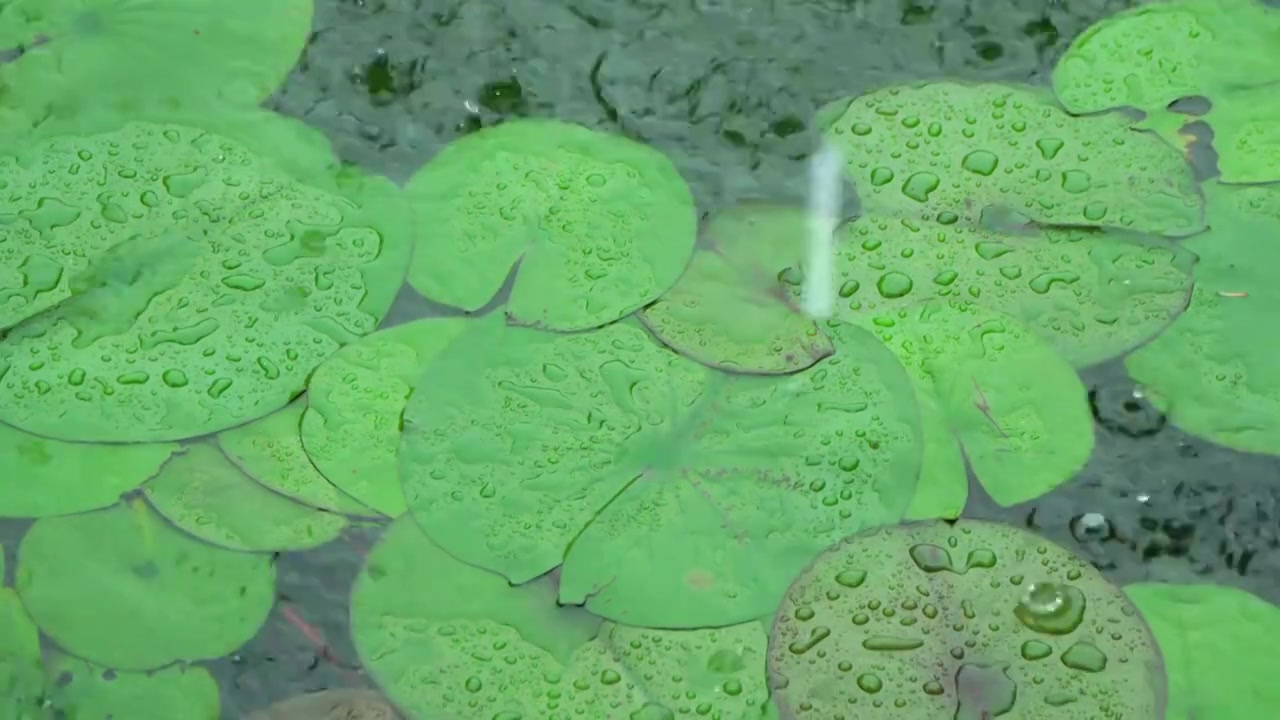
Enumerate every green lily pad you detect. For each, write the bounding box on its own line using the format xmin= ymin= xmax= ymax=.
xmin=144 ymin=442 xmax=348 ymax=552
xmin=1127 ymin=181 xmax=1280 ymax=454
xmin=1052 ymin=0 xmax=1280 ymax=119
xmin=1198 ymin=84 xmax=1280 ymax=184
xmin=14 ymin=499 xmax=275 ymax=670
xmin=638 ymin=204 xmax=834 ymax=374
xmin=813 ymin=212 xmax=1196 ymax=368
xmin=399 ymin=313 xmax=922 ymax=627
xmin=819 ymin=81 xmax=1204 ymax=236
xmin=301 ymin=317 xmax=471 ymax=517
xmin=903 ymin=391 xmax=967 ymax=520
xmin=1125 ymin=582 xmax=1280 ymax=720
xmin=0 ymin=121 xmax=405 ymax=442
xmin=43 ymin=656 xmax=219 ymax=720
xmin=351 ymin=515 xmax=771 ymax=719
xmin=1 ymin=423 xmax=177 ymax=518
xmin=1 ymin=106 xmax=414 ymax=321
xmin=862 ymin=302 xmax=1094 ymax=509
xmin=1 ymin=563 xmax=45 ymax=719
xmin=218 ymin=400 xmax=376 ymax=516
xmin=768 ymin=520 xmax=1165 ymax=718
xmin=0 ymin=0 xmax=312 ymax=120
xmin=403 ymin=119 xmax=698 ymax=331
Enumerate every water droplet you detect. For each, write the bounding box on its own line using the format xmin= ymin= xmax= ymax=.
xmin=837 ymin=280 xmax=861 ymax=298
xmin=1060 ymin=170 xmax=1092 ymax=194
xmin=1060 ymin=641 xmax=1108 ymax=672
xmin=877 ymin=272 xmax=913 ymax=298
xmin=1020 ymin=639 xmax=1054 ymax=661
xmin=961 ymin=150 xmax=999 ymax=176
xmin=851 ymin=123 xmax=873 ymax=136
xmin=1015 ymin=582 xmax=1085 ymax=635
xmin=835 ymin=570 xmax=866 ymax=588
xmin=856 ymin=673 xmax=883 ymax=693
xmin=901 ymin=172 xmax=940 ymax=203
xmin=600 ymin=669 xmax=622 ymax=685
xmin=1036 ymin=138 xmax=1064 ymax=160
xmin=870 ymin=167 xmax=895 ymax=186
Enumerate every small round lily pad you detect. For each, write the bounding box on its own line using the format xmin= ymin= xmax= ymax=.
xmin=0 ymin=121 xmax=404 ymax=442
xmin=14 ymin=498 xmax=275 ymax=670
xmin=1127 ymin=181 xmax=1280 ymax=454
xmin=44 ymin=655 xmax=220 ymax=720
xmin=144 ymin=442 xmax=348 ymax=552
xmin=400 ymin=312 xmax=922 ymax=627
xmin=768 ymin=519 xmax=1166 ymax=719
xmin=0 ymin=0 xmax=312 ymax=120
xmin=638 ymin=204 xmax=834 ymax=374
xmin=403 ymin=118 xmax=698 ymax=331
xmin=819 ymin=81 xmax=1204 ymax=236
xmin=1125 ymin=582 xmax=1280 ymax=719
xmin=351 ymin=515 xmax=771 ymax=719
xmin=0 ymin=422 xmax=177 ymax=518
xmin=301 ymin=317 xmax=470 ymax=517
xmin=218 ymin=400 xmax=376 ymax=516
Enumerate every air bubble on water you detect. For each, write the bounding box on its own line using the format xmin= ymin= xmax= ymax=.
xmin=1069 ymin=512 xmax=1112 ymax=543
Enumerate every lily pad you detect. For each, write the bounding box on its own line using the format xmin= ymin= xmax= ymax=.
xmin=1125 ymin=582 xmax=1280 ymax=720
xmin=859 ymin=302 xmax=1094 ymax=509
xmin=244 ymin=689 xmax=399 ymax=720
xmin=638 ymin=204 xmax=834 ymax=374
xmin=1198 ymin=84 xmax=1280 ymax=184
xmin=43 ymin=656 xmax=220 ymax=720
xmin=144 ymin=442 xmax=348 ymax=552
xmin=1052 ymin=0 xmax=1280 ymax=119
xmin=819 ymin=81 xmax=1204 ymax=236
xmin=0 ymin=121 xmax=407 ymax=442
xmin=399 ymin=313 xmax=922 ymax=627
xmin=1 ymin=423 xmax=177 ymax=518
xmin=403 ymin=119 xmax=698 ymax=331
xmin=14 ymin=499 xmax=275 ymax=670
xmin=767 ymin=519 xmax=1166 ymax=719
xmin=301 ymin=317 xmax=470 ymax=517
xmin=351 ymin=515 xmax=771 ymax=719
xmin=0 ymin=558 xmax=44 ymax=719
xmin=1126 ymin=181 xmax=1280 ymax=454
xmin=218 ymin=400 xmax=376 ymax=516
xmin=0 ymin=0 xmax=312 ymax=120
xmin=812 ymin=212 xmax=1196 ymax=367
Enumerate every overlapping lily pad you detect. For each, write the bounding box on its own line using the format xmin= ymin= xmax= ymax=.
xmin=0 ymin=121 xmax=409 ymax=442
xmin=351 ymin=516 xmax=772 ymax=719
xmin=1 ymin=550 xmax=44 ymax=719
xmin=43 ymin=655 xmax=220 ymax=720
xmin=1 ymin=423 xmax=177 ymax=518
xmin=14 ymin=499 xmax=275 ymax=669
xmin=0 ymin=0 xmax=312 ymax=122
xmin=1125 ymin=582 xmax=1280 ymax=719
xmin=768 ymin=520 xmax=1166 ymax=718
xmin=1052 ymin=0 xmax=1280 ymax=185
xmin=638 ymin=204 xmax=833 ymax=374
xmin=302 ymin=317 xmax=470 ymax=517
xmin=818 ymin=81 xmax=1205 ymax=236
xmin=861 ymin=302 xmax=1094 ymax=514
xmin=821 ymin=211 xmax=1197 ymax=367
xmin=403 ymin=119 xmax=698 ymax=331
xmin=399 ymin=312 xmax=922 ymax=627
xmin=1052 ymin=0 xmax=1280 ymax=118
xmin=219 ymin=400 xmax=375 ymax=516
xmin=1127 ymin=181 xmax=1280 ymax=454
xmin=143 ymin=442 xmax=349 ymax=552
